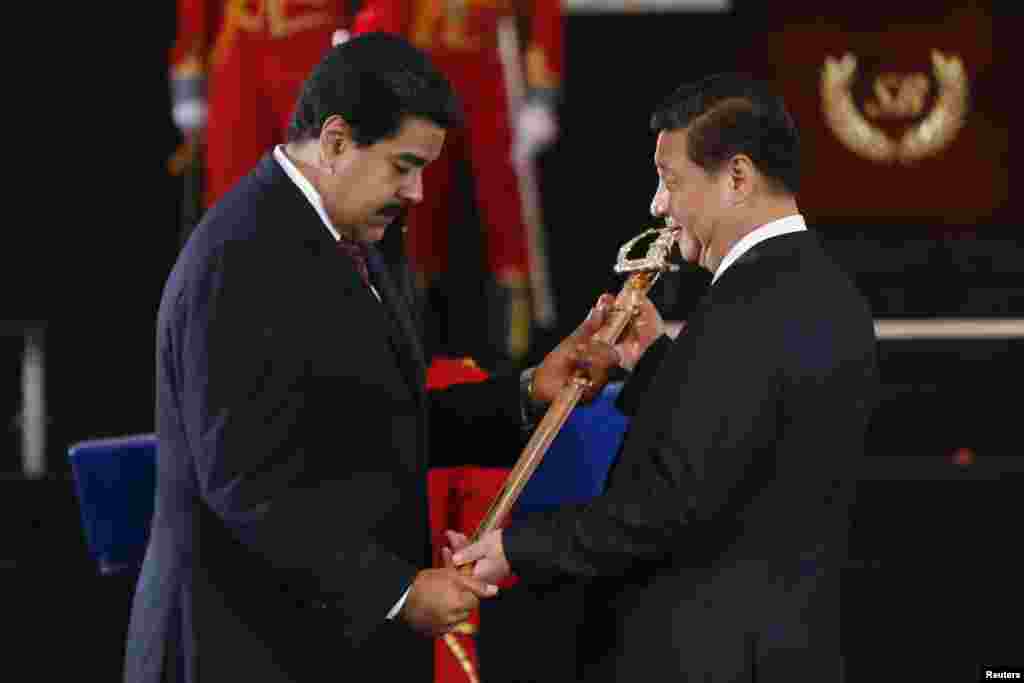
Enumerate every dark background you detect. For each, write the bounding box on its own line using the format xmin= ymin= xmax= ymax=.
xmin=4 ymin=1 xmax=1019 ymax=680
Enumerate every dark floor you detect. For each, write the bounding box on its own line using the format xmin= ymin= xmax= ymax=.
xmin=4 ymin=464 xmax=1020 ymax=682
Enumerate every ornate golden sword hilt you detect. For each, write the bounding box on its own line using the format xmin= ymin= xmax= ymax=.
xmin=464 ymin=224 xmax=682 ymax=548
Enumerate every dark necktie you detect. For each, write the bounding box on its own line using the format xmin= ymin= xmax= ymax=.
xmin=337 ymin=238 xmax=370 ymax=288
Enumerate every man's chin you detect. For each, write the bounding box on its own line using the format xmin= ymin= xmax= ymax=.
xmin=357 ymin=219 xmax=392 ymax=242
xmin=364 ymin=225 xmax=388 ymax=242
xmin=677 ymin=235 xmax=702 ymax=264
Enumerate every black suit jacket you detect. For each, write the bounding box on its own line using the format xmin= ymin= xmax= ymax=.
xmin=503 ymin=230 xmax=879 ymax=682
xmin=125 ymin=153 xmax=524 ymax=683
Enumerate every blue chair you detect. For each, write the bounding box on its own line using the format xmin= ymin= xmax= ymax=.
xmin=67 ymin=434 xmax=157 ymax=575
xmin=513 ymin=381 xmax=629 ymax=518
xmin=63 ymin=384 xmax=629 ymax=576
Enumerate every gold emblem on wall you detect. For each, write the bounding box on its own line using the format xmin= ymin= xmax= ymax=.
xmin=821 ymin=50 xmax=969 ymax=164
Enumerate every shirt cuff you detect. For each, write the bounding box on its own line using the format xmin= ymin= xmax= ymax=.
xmin=386 ymin=586 xmax=411 ymax=620
xmin=526 ymin=87 xmax=560 ymax=109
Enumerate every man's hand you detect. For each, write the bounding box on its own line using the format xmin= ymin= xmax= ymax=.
xmin=448 ymin=530 xmax=512 ymax=586
xmin=615 ymin=294 xmax=665 ymax=371
xmin=532 ymin=295 xmax=619 ymax=404
xmin=399 ymin=564 xmax=498 ymax=637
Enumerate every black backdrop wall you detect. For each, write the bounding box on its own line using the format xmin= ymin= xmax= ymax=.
xmin=8 ymin=2 xmax=1016 ymax=475
xmin=4 ymin=3 xmax=1018 ymax=680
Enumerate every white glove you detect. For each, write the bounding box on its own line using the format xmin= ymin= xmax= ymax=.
xmin=170 ymin=75 xmax=207 ymax=135
xmin=512 ymin=99 xmax=558 ymax=167
xmin=332 ymin=29 xmax=350 ymax=46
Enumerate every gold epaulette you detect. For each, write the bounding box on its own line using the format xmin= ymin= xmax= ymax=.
xmin=525 ymin=43 xmax=560 ymax=91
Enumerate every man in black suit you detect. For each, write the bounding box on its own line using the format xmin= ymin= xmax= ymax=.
xmin=452 ymin=73 xmax=880 ymax=682
xmin=124 ymin=33 xmax=617 ymax=683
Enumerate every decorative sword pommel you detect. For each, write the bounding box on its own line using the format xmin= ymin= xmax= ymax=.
xmin=614 ymin=226 xmax=682 ymax=275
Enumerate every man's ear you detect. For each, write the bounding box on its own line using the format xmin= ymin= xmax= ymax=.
xmin=319 ymin=114 xmax=352 ymax=170
xmin=728 ymin=154 xmax=756 ymax=205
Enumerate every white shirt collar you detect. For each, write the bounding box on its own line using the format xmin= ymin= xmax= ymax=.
xmin=273 ymin=144 xmax=341 ymax=242
xmin=712 ymin=214 xmax=807 ymax=285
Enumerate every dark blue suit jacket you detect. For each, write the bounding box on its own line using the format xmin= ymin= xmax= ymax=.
xmin=125 ymin=153 xmax=524 ymax=682
xmin=504 ymin=231 xmax=879 ymax=682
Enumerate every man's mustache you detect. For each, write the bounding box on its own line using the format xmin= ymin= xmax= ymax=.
xmin=378 ymin=203 xmax=406 ymax=218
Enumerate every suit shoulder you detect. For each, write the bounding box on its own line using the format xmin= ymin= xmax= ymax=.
xmin=193 ymin=175 xmax=284 ymax=249
xmin=178 ymin=173 xmax=309 ymax=279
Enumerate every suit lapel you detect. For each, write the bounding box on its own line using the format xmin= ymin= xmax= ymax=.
xmin=366 ymin=246 xmax=428 ymax=409
xmin=260 ymin=153 xmax=427 ymax=406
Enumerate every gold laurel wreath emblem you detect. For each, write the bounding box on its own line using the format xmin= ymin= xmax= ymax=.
xmin=821 ymin=50 xmax=969 ymax=164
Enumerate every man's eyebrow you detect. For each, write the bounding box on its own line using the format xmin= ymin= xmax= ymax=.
xmin=396 ymin=152 xmax=428 ymax=167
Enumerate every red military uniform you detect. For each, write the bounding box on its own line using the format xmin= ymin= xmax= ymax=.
xmin=169 ymin=1 xmax=350 ymax=208
xmin=425 ymin=357 xmax=519 ymax=683
xmin=353 ymin=1 xmax=564 ymax=360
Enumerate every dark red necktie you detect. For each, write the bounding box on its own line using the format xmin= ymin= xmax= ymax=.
xmin=337 ymin=238 xmax=370 ymax=288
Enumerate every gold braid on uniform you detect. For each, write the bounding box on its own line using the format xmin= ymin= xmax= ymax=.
xmin=443 ymin=624 xmax=480 ymax=683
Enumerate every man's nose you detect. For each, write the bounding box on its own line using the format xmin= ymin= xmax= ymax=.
xmin=400 ymin=170 xmax=424 ymax=203
xmin=650 ymin=179 xmax=667 ymax=217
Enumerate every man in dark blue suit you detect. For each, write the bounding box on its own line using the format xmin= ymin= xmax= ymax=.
xmin=453 ymin=73 xmax=880 ymax=682
xmin=125 ymin=33 xmax=617 ymax=683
